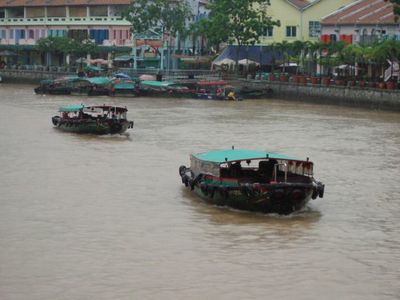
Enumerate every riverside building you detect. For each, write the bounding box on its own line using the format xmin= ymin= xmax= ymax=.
xmin=0 ymin=0 xmax=132 ymax=66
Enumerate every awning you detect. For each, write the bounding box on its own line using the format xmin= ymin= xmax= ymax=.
xmin=238 ymin=58 xmax=260 ymax=66
xmin=212 ymin=45 xmax=285 ymax=66
xmin=212 ymin=58 xmax=235 ymax=66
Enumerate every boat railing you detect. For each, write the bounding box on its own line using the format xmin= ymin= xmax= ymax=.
xmin=274 ymin=163 xmax=288 ymax=183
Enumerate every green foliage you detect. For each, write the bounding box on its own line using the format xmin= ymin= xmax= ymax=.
xmin=198 ymin=0 xmax=280 ymax=47
xmin=124 ymin=0 xmax=191 ymax=36
xmin=385 ymin=0 xmax=400 ymax=21
xmin=35 ymin=37 xmax=99 ymax=60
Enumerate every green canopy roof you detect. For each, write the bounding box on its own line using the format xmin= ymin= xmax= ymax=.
xmin=140 ymin=80 xmax=178 ymax=87
xmin=58 ymin=104 xmax=85 ymax=112
xmin=84 ymin=65 xmax=103 ymax=72
xmin=193 ymin=149 xmax=297 ymax=163
xmin=87 ymin=77 xmax=112 ymax=85
xmin=114 ymin=82 xmax=136 ymax=89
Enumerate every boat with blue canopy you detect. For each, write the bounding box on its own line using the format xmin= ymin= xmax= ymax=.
xmin=52 ymin=104 xmax=134 ymax=135
xmin=179 ymin=147 xmax=325 ymax=214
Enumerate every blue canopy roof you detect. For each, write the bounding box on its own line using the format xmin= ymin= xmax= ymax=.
xmin=193 ymin=149 xmax=297 ymax=163
xmin=213 ymin=45 xmax=285 ymax=66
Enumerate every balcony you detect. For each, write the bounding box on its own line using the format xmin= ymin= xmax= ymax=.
xmin=0 ymin=16 xmax=129 ymax=26
xmin=102 ymin=39 xmax=133 ymax=47
xmin=17 ymin=39 xmax=35 ymax=45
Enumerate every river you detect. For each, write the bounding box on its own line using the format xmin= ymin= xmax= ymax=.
xmin=0 ymin=83 xmax=399 ymax=300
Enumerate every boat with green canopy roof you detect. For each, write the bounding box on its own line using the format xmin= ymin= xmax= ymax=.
xmin=179 ymin=147 xmax=325 ymax=215
xmin=138 ymin=80 xmax=194 ymax=98
xmin=52 ymin=104 xmax=134 ymax=135
xmin=70 ymin=77 xmax=112 ymax=96
xmin=34 ymin=76 xmax=80 ymax=95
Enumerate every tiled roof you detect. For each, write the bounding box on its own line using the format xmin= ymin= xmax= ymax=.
xmin=286 ymin=0 xmax=312 ymax=9
xmin=321 ymin=0 xmax=395 ymax=25
xmin=0 ymin=0 xmax=130 ymax=7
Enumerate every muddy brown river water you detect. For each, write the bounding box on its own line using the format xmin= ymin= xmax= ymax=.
xmin=0 ymin=83 xmax=399 ymax=300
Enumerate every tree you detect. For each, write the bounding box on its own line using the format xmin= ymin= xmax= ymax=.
xmin=198 ymin=0 xmax=279 ymax=70
xmin=274 ymin=41 xmax=291 ymax=73
xmin=36 ymin=36 xmax=98 ymax=65
xmin=124 ymin=0 xmax=192 ymax=70
xmin=385 ymin=0 xmax=400 ymax=21
xmin=124 ymin=0 xmax=191 ymax=38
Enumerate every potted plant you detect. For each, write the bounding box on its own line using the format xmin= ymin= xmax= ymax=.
xmin=321 ymin=77 xmax=331 ymax=86
xmin=279 ymin=73 xmax=289 ymax=82
xmin=310 ymin=74 xmax=320 ymax=85
xmin=334 ymin=77 xmax=344 ymax=86
xmin=269 ymin=73 xmax=276 ymax=81
xmin=358 ymin=75 xmax=367 ymax=87
xmin=298 ymin=74 xmax=307 ymax=85
xmin=378 ymin=81 xmax=386 ymax=89
xmin=347 ymin=79 xmax=356 ymax=87
xmin=386 ymin=80 xmax=395 ymax=90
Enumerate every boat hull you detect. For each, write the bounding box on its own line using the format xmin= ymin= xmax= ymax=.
xmin=180 ymin=167 xmax=323 ymax=215
xmin=192 ymin=183 xmax=312 ymax=214
xmin=34 ymin=86 xmax=71 ymax=95
xmin=52 ymin=116 xmax=133 ymax=135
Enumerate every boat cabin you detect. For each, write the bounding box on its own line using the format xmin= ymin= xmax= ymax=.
xmin=58 ymin=104 xmax=128 ymax=120
xmin=190 ymin=149 xmax=314 ymax=185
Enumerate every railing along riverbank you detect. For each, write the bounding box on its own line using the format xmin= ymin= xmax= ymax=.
xmin=0 ymin=67 xmax=221 ymax=84
xmin=229 ymin=76 xmax=400 ymax=112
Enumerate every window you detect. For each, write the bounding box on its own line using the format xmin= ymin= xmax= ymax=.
xmin=309 ymin=21 xmax=320 ymax=37
xmin=90 ymin=6 xmax=108 ymax=17
xmin=286 ymin=26 xmax=296 ymax=37
xmin=263 ymin=27 xmax=273 ymax=37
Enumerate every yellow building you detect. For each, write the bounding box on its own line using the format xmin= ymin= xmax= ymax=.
xmin=259 ymin=0 xmax=358 ymax=44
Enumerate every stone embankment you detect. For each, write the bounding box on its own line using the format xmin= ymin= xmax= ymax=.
xmin=234 ymin=79 xmax=400 ymax=112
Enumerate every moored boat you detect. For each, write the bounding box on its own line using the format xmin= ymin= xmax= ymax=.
xmin=109 ymin=78 xmax=138 ymax=97
xmin=138 ymin=80 xmax=195 ymax=98
xmin=179 ymin=148 xmax=324 ymax=215
xmin=34 ymin=76 xmax=79 ymax=95
xmin=51 ymin=104 xmax=134 ymax=135
xmin=195 ymin=80 xmax=241 ymax=100
xmin=70 ymin=77 xmax=112 ymax=96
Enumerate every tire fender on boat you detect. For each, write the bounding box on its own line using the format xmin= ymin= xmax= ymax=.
xmin=208 ymin=186 xmax=215 ymax=198
xmin=290 ymin=189 xmax=305 ymax=203
xmin=218 ymin=186 xmax=229 ymax=199
xmin=273 ymin=189 xmax=285 ymax=200
xmin=179 ymin=165 xmax=186 ymax=176
xmin=318 ymin=183 xmax=325 ymax=198
xmin=200 ymin=183 xmax=208 ymax=195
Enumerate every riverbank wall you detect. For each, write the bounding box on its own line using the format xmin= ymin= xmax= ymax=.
xmin=1 ymin=69 xmax=399 ymax=112
xmin=0 ymin=68 xmax=73 ymax=84
xmin=233 ymin=79 xmax=400 ymax=111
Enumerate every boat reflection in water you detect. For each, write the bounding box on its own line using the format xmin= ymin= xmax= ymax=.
xmin=51 ymin=104 xmax=134 ymax=135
